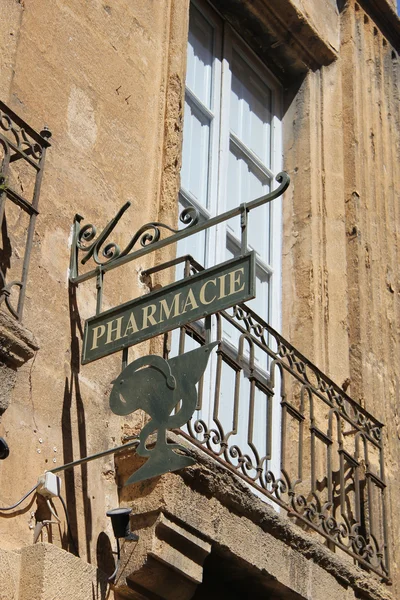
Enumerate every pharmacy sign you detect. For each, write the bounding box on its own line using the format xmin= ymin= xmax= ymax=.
xmin=82 ymin=253 xmax=255 ymax=364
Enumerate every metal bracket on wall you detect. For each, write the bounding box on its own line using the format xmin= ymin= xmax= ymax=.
xmin=68 ymin=171 xmax=290 ymax=287
xmin=0 ymin=101 xmax=51 ymax=321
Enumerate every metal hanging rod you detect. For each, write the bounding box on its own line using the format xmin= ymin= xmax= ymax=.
xmin=69 ymin=171 xmax=290 ymax=284
xmin=49 ymin=440 xmax=139 ymax=474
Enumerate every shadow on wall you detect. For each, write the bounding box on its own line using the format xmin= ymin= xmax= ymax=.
xmin=192 ymin=549 xmax=289 ymax=600
xmin=61 ymin=282 xmax=92 ymax=560
xmin=0 ymin=215 xmax=11 ymax=286
xmin=96 ymin=531 xmax=115 ymax=598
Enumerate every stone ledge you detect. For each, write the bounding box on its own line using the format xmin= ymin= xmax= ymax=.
xmin=177 ymin=460 xmax=393 ymax=600
xmin=356 ymin=0 xmax=400 ymax=52
xmin=0 ymin=310 xmax=39 ymax=368
xmin=115 ymin=438 xmax=392 ymax=600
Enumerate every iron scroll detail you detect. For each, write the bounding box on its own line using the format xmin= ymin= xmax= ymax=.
xmin=75 ymin=204 xmax=199 ymax=269
xmin=174 ymin=299 xmax=389 ymax=581
xmin=69 ymin=171 xmax=290 ymax=282
xmin=0 ymin=101 xmax=51 ymax=320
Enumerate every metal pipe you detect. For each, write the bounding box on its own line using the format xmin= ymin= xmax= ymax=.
xmin=49 ymin=440 xmax=139 ymax=474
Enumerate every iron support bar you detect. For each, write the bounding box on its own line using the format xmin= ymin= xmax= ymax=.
xmin=95 ymin=267 xmax=103 ymax=315
xmin=240 ymin=203 xmax=249 ymax=255
xmin=141 ymin=254 xmax=203 ymax=279
xmin=5 ymin=187 xmax=39 ymax=216
xmin=70 ymin=172 xmax=290 ymax=284
xmin=49 ymin=440 xmax=139 ymax=474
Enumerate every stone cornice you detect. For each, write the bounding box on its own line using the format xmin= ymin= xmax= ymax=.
xmin=355 ymin=0 xmax=400 ymax=52
xmin=210 ymin=0 xmax=339 ymax=84
xmin=116 ymin=437 xmax=393 ymax=600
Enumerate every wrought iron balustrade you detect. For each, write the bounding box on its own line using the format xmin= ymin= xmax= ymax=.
xmin=0 ymin=101 xmax=51 ymax=320
xmin=68 ymin=173 xmax=388 ymax=581
xmin=167 ymin=290 xmax=389 ymax=581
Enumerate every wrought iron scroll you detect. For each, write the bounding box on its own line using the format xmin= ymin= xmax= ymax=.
xmin=70 ymin=203 xmax=199 ymax=280
xmin=168 ymin=297 xmax=390 ymax=582
xmin=69 ymin=172 xmax=290 ymax=284
xmin=0 ymin=101 xmax=51 ymax=320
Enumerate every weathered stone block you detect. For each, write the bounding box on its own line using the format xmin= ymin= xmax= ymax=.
xmin=17 ymin=543 xmax=111 ymax=600
xmin=114 ymin=511 xmax=211 ymax=600
xmin=0 ymin=310 xmax=38 ymax=417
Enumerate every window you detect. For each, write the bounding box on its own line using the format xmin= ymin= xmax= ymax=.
xmin=179 ymin=0 xmax=282 ymax=333
xmin=175 ymin=0 xmax=283 ymax=475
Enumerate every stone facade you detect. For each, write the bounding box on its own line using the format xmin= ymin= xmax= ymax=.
xmin=0 ymin=1 xmax=399 ymax=599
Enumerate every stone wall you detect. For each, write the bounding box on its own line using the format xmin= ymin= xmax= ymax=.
xmin=282 ymin=0 xmax=400 ymax=591
xmin=0 ymin=0 xmax=399 ymax=599
xmin=0 ymin=0 xmax=188 ymax=568
xmin=341 ymin=0 xmax=400 ymax=588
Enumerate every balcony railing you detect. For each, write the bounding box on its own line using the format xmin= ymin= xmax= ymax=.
xmin=165 ymin=278 xmax=389 ymax=581
xmin=66 ymin=160 xmax=388 ymax=581
xmin=0 ymin=101 xmax=51 ymax=320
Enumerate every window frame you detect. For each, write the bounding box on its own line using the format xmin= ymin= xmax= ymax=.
xmin=180 ymin=0 xmax=283 ymax=335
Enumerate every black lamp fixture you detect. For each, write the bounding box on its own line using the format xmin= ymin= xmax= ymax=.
xmin=106 ymin=507 xmax=139 ymax=582
xmin=0 ymin=438 xmax=9 ymax=460
xmin=106 ymin=507 xmax=139 ymax=542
